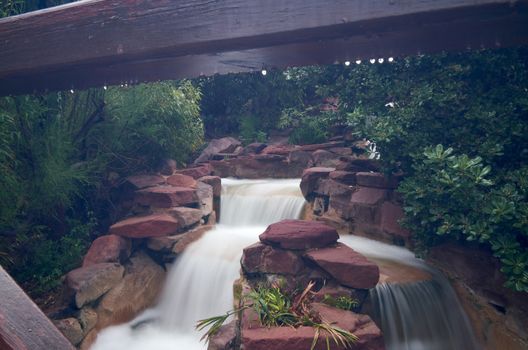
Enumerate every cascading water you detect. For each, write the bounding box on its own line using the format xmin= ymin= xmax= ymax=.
xmin=92 ymin=178 xmax=306 ymax=350
xmin=340 ymin=235 xmax=478 ymax=350
xmin=93 ymin=179 xmax=478 ymax=350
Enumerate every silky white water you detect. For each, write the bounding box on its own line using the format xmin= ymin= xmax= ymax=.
xmin=92 ymin=178 xmax=306 ymax=350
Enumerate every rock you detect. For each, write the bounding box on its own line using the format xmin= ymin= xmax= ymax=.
xmin=66 ymin=263 xmax=125 ymax=308
xmin=261 ymin=144 xmax=296 ymax=155
xmin=135 ymin=186 xmax=198 ymax=208
xmin=328 ymin=147 xmax=353 ymax=156
xmin=241 ymin=326 xmax=357 ymax=350
xmin=78 ymin=307 xmax=98 ymax=333
xmin=241 ymin=142 xmax=267 ymax=155
xmin=315 ymin=179 xmax=352 ymax=197
xmin=82 ymin=235 xmax=131 ymax=267
xmin=195 ymin=137 xmax=242 ymax=163
xmin=300 ymin=167 xmax=335 ymax=198
xmin=380 ymin=202 xmax=411 ymax=238
xmin=298 ymin=141 xmax=344 ymax=152
xmin=312 ymin=149 xmax=340 ymax=167
xmin=176 ymin=164 xmax=212 ymax=179
xmin=259 ymin=220 xmax=339 ymax=250
xmin=125 ymin=175 xmax=165 ymax=189
xmin=168 ymin=207 xmax=203 ymax=228
xmin=166 ymin=173 xmax=197 ymax=188
xmin=253 ymin=154 xmax=286 ymax=161
xmin=356 ymin=172 xmax=399 ymax=189
xmin=172 ymin=225 xmax=213 ymax=254
xmin=54 ymin=318 xmax=83 ymax=345
xmin=349 ymin=188 xmax=387 ymax=224
xmin=241 ymin=242 xmax=305 ymax=275
xmin=199 ymin=176 xmax=222 ymax=197
xmin=208 ymin=321 xmax=237 ymax=350
xmin=304 ymin=243 xmax=379 ymax=289
xmin=329 ymin=171 xmax=357 ymax=185
xmin=109 ymin=214 xmax=181 ymax=238
xmin=196 ymin=182 xmax=214 ymax=216
xmin=288 ymin=150 xmax=313 ymax=167
xmin=96 ymin=253 xmax=165 ymax=329
xmin=79 ymin=329 xmax=97 ymax=350
xmin=335 ymin=158 xmax=380 ymax=172
xmin=159 ymin=158 xmax=177 ymax=176
xmin=147 ymin=234 xmax=183 ymax=252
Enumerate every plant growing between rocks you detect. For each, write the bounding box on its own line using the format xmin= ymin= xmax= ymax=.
xmin=196 ymin=281 xmax=358 ymax=350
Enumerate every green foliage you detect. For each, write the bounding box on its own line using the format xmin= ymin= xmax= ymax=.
xmin=399 ymin=145 xmax=528 ymax=292
xmin=197 ymin=282 xmax=358 ymax=349
xmin=322 ymin=294 xmax=359 ymax=311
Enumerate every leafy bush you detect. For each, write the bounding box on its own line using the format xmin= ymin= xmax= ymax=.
xmin=399 ymin=145 xmax=528 ymax=292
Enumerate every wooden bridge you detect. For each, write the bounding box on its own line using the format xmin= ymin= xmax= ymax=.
xmin=0 ymin=0 xmax=527 ymax=96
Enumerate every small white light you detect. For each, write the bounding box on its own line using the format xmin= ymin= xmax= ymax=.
xmin=388 ymin=57 xmax=394 ymax=62
xmin=70 ymin=89 xmax=74 ymax=94
xmin=344 ymin=61 xmax=351 ymax=66
xmin=261 ymin=69 xmax=267 ymax=76
xmin=355 ymin=60 xmax=361 ymax=65
xmin=103 ymin=85 xmax=108 ymax=90
xmin=370 ymin=58 xmax=376 ymax=64
xmin=378 ymin=58 xmax=384 ymax=63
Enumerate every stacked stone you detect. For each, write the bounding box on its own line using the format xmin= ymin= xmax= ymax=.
xmin=55 ymin=169 xmax=221 ymax=348
xmin=210 ymin=219 xmax=384 ymax=350
xmin=300 ymin=163 xmax=410 ymax=246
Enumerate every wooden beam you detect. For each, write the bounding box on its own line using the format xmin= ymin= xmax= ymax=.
xmin=0 ymin=266 xmax=75 ymax=350
xmin=0 ymin=0 xmax=527 ymax=95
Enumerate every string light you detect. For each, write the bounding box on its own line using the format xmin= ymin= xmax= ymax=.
xmin=261 ymin=69 xmax=267 ymax=76
xmin=370 ymin=58 xmax=376 ymax=64
xmin=344 ymin=61 xmax=351 ymax=66
xmin=103 ymin=85 xmax=108 ymax=90
xmin=378 ymin=58 xmax=384 ymax=63
xmin=70 ymin=89 xmax=74 ymax=94
xmin=355 ymin=60 xmax=361 ymax=65
xmin=388 ymin=57 xmax=394 ymax=62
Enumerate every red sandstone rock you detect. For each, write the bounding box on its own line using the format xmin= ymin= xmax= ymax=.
xmin=351 ymin=187 xmax=386 ymax=206
xmin=288 ymin=149 xmax=313 ymax=167
xmin=380 ymin=202 xmax=411 ymax=238
xmin=304 ymin=243 xmax=379 ymax=289
xmin=315 ymin=179 xmax=352 ymax=197
xmin=135 ymin=186 xmax=197 ymax=208
xmin=241 ymin=142 xmax=267 ymax=155
xmin=241 ymin=242 xmax=305 ymax=275
xmin=198 ymin=176 xmax=222 ymax=197
xmin=196 ymin=182 xmax=213 ymax=216
xmin=109 ymin=214 xmax=181 ymax=238
xmin=261 ymin=144 xmax=296 ymax=155
xmin=312 ymin=149 xmax=340 ymax=168
xmin=66 ymin=263 xmax=124 ymax=308
xmin=298 ymin=141 xmax=344 ymax=152
xmin=259 ymin=220 xmax=339 ymax=250
xmin=125 ymin=175 xmax=165 ymax=189
xmin=175 ymin=164 xmax=212 ymax=179
xmin=54 ymin=318 xmax=83 ymax=345
xmin=329 ymin=170 xmax=357 ymax=185
xmin=335 ymin=158 xmax=380 ymax=172
xmin=195 ymin=137 xmax=242 ymax=163
xmin=208 ymin=321 xmax=237 ymax=350
xmin=82 ymin=235 xmax=131 ymax=267
xmin=356 ymin=172 xmax=399 ymax=189
xmin=300 ymin=167 xmax=335 ymax=197
xmin=328 ymin=147 xmax=353 ymax=156
xmin=168 ymin=207 xmax=203 ymax=228
xmin=349 ymin=187 xmax=387 ymax=224
xmin=166 ymin=173 xmax=197 ymax=188
xmin=159 ymin=158 xmax=177 ymax=175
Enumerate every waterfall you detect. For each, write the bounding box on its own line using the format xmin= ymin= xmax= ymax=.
xmin=340 ymin=235 xmax=478 ymax=350
xmin=92 ymin=178 xmax=306 ymax=350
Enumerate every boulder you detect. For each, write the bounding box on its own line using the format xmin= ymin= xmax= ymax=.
xmin=79 ymin=329 xmax=98 ymax=350
xmin=166 ymin=174 xmax=197 ymax=188
xmin=261 ymin=144 xmax=296 ymax=155
xmin=96 ymin=253 xmax=165 ymax=329
xmin=241 ymin=242 xmax=305 ymax=275
xmin=241 ymin=142 xmax=267 ymax=155
xmin=298 ymin=141 xmax=344 ymax=152
xmin=300 ymin=167 xmax=335 ymax=198
xmin=82 ymin=235 xmax=131 ymax=267
xmin=54 ymin=318 xmax=83 ymax=346
xmin=135 ymin=186 xmax=198 ymax=208
xmin=380 ymin=202 xmax=411 ymax=238
xmin=328 ymin=147 xmax=353 ymax=156
xmin=259 ymin=220 xmax=339 ymax=250
xmin=304 ymin=243 xmax=379 ymax=289
xmin=176 ymin=164 xmax=212 ymax=179
xmin=349 ymin=188 xmax=387 ymax=224
xmin=109 ymin=214 xmax=181 ymax=238
xmin=288 ymin=150 xmax=313 ymax=167
xmin=208 ymin=321 xmax=237 ymax=350
xmin=199 ymin=176 xmax=222 ymax=197
xmin=315 ymin=179 xmax=352 ymax=197
xmin=329 ymin=171 xmax=357 ymax=185
xmin=147 ymin=234 xmax=183 ymax=252
xmin=356 ymin=172 xmax=399 ymax=189
xmin=312 ymin=149 xmax=340 ymax=168
xmin=195 ymin=137 xmax=242 ymax=163
xmin=335 ymin=158 xmax=380 ymax=172
xmin=66 ymin=263 xmax=124 ymax=308
xmin=168 ymin=207 xmax=203 ymax=228
xmin=124 ymin=175 xmax=165 ymax=189
xmin=78 ymin=307 xmax=98 ymax=333
xmin=196 ymin=182 xmax=214 ymax=216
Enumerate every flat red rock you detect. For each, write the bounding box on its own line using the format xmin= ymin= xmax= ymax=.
xmin=241 ymin=242 xmax=305 ymax=275
xmin=109 ymin=214 xmax=181 ymax=238
xmin=166 ymin=173 xmax=197 ymax=188
xmin=259 ymin=219 xmax=339 ymax=250
xmin=304 ymin=243 xmax=380 ymax=289
xmin=82 ymin=235 xmax=131 ymax=267
xmin=135 ymin=186 xmax=197 ymax=208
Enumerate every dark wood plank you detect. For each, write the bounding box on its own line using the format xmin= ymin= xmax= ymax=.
xmin=0 ymin=266 xmax=75 ymax=350
xmin=0 ymin=0 xmax=527 ymax=95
